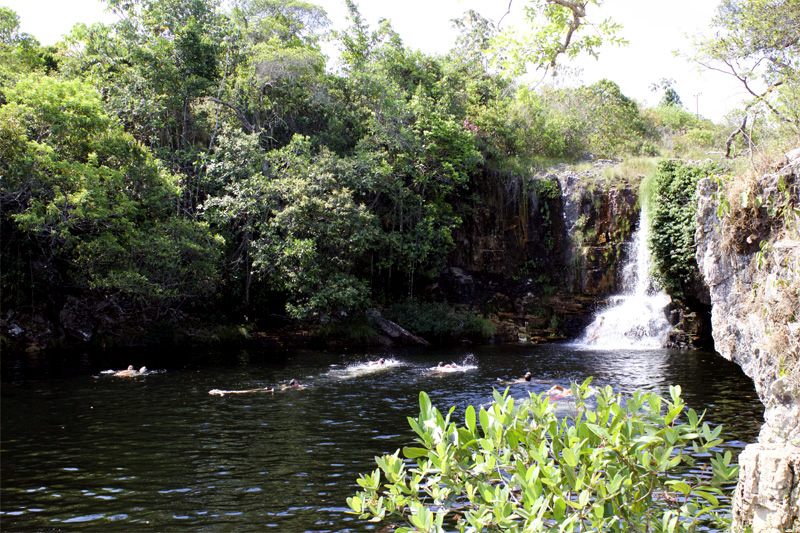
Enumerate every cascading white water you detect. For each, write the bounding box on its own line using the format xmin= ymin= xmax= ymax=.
xmin=575 ymin=208 xmax=672 ymax=349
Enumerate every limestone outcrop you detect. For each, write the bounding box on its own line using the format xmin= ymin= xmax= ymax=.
xmin=696 ymin=147 xmax=800 ymax=531
xmin=733 ymin=444 xmax=800 ymax=531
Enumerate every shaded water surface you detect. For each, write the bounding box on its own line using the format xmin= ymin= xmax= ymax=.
xmin=1 ymin=344 xmax=763 ymax=531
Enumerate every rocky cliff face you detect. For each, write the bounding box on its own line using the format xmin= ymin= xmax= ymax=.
xmin=445 ymin=161 xmax=639 ymax=342
xmin=695 ymin=147 xmax=800 ymax=531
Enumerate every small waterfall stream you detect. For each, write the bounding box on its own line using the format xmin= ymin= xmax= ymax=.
xmin=575 ymin=208 xmax=672 ymax=349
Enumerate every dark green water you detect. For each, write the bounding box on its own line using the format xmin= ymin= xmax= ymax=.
xmin=1 ymin=344 xmax=763 ymax=532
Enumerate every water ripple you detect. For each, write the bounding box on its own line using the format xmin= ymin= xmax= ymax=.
xmin=1 ymin=344 xmax=762 ymax=531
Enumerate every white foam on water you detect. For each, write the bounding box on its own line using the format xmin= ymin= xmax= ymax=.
xmin=325 ymin=358 xmax=404 ymax=379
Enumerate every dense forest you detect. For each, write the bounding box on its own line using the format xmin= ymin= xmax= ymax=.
xmin=1 ymin=0 xmax=798 ymax=350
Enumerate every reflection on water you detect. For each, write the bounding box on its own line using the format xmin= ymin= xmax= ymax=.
xmin=1 ymin=344 xmax=763 ymax=531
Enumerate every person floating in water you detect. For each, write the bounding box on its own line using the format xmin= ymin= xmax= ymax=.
xmin=209 ymin=386 xmax=274 ymax=396
xmin=499 ymin=371 xmax=534 ymax=385
xmin=209 ymin=379 xmax=305 ymax=396
xmin=545 ymin=384 xmax=573 ymax=400
xmin=117 ymin=365 xmax=137 ymax=377
xmin=367 ymin=358 xmax=387 ymax=367
xmin=436 ymin=362 xmax=457 ymax=369
xmin=101 ymin=365 xmax=147 ymax=377
xmin=284 ymin=379 xmax=304 ymax=390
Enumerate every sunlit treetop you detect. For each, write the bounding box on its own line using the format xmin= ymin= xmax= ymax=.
xmin=492 ymin=0 xmax=626 ymax=77
xmin=691 ymin=0 xmax=800 ymax=133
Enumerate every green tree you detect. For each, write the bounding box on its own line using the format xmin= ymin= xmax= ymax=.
xmin=692 ymin=0 xmax=800 ymax=138
xmin=0 ymin=74 xmax=222 ymax=316
xmin=203 ymin=134 xmax=378 ymax=317
xmin=59 ymin=0 xmax=230 ymax=217
xmin=322 ymin=5 xmax=483 ymax=297
xmin=0 ymin=7 xmax=57 ymax=86
xmin=534 ymin=79 xmax=655 ymax=158
xmin=209 ymin=0 xmax=329 ymax=145
xmin=650 ymin=78 xmax=683 ymax=108
xmin=494 ymin=0 xmax=626 ymax=76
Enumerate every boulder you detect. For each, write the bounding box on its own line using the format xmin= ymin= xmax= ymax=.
xmin=365 ymin=310 xmax=429 ymax=346
xmin=733 ymin=444 xmax=800 ymax=532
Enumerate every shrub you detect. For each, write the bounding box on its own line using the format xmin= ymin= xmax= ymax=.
xmin=348 ymin=380 xmax=739 ymax=532
xmin=649 ymin=160 xmax=724 ymax=300
xmin=385 ymin=300 xmax=495 ymax=343
xmin=311 ymin=316 xmax=378 ymax=344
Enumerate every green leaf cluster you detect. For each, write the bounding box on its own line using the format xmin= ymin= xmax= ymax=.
xmin=0 ymin=75 xmax=222 ymax=314
xmin=648 ymin=160 xmax=723 ymax=300
xmin=349 ymin=381 xmax=739 ymax=532
xmin=202 ymin=134 xmax=378 ymax=318
xmin=493 ymin=0 xmax=626 ymax=76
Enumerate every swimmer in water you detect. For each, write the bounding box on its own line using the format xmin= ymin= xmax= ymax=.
xmin=280 ymin=379 xmax=305 ymax=390
xmin=112 ymin=365 xmax=138 ymax=377
xmin=208 ymin=387 xmax=274 ymax=396
xmin=209 ymin=378 xmax=305 ymax=396
xmin=436 ymin=362 xmax=457 ymax=369
xmin=545 ymin=384 xmax=573 ymax=400
xmin=500 ymin=371 xmax=533 ymax=385
xmin=367 ymin=358 xmax=387 ymax=366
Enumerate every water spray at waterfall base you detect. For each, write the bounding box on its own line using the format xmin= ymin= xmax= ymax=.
xmin=575 ymin=209 xmax=672 ymax=350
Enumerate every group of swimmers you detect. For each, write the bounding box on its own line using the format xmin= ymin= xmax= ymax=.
xmin=105 ymin=361 xmax=574 ymax=401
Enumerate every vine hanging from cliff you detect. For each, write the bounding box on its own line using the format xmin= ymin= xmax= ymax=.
xmin=649 ymin=160 xmax=724 ymax=302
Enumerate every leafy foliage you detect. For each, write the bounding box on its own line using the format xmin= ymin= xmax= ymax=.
xmin=349 ymin=381 xmax=739 ymax=532
xmin=493 ymin=0 xmax=626 ymax=76
xmin=649 ymin=160 xmax=723 ymax=300
xmin=0 ymin=75 xmax=222 ymax=314
xmin=650 ymin=78 xmax=683 ymax=109
xmin=3 ymin=0 xmax=789 ymax=341
xmin=203 ymin=134 xmax=377 ymax=318
xmin=0 ymin=7 xmax=54 ymax=83
xmin=385 ymin=300 xmax=495 ymax=343
xmin=692 ymin=0 xmax=800 ymax=137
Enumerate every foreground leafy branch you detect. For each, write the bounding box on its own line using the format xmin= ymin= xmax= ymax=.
xmin=348 ymin=380 xmax=739 ymax=532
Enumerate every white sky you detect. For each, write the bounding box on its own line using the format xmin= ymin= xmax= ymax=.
xmin=2 ymin=0 xmax=748 ymax=121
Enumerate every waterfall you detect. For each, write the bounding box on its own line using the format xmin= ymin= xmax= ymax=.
xmin=575 ymin=208 xmax=672 ymax=349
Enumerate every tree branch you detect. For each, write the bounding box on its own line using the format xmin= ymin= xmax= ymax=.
xmin=206 ymin=97 xmax=257 ymax=134
xmin=725 ymin=114 xmax=748 ymax=159
xmin=693 ymin=57 xmax=795 ymax=126
xmin=545 ymin=0 xmax=588 ymax=68
xmin=498 ymin=0 xmax=514 ymax=29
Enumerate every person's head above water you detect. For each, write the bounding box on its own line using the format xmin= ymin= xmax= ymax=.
xmin=524 ymin=372 xmax=532 ymax=381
